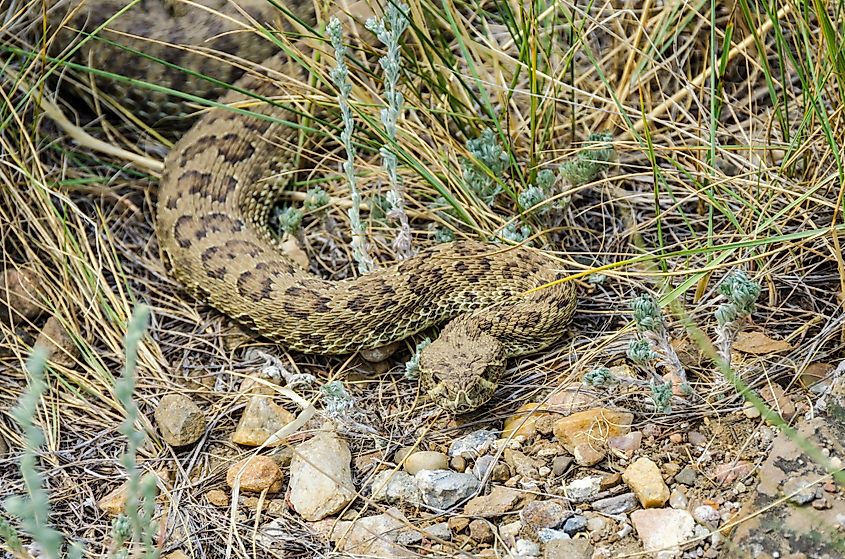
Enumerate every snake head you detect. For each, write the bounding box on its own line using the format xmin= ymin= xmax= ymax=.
xmin=418 ymin=326 xmax=506 ymax=414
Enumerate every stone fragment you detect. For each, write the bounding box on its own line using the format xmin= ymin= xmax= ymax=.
xmin=469 ymin=519 xmax=495 ymax=544
xmin=404 ymin=451 xmax=448 ymax=475
xmin=502 ymin=402 xmax=546 ymax=439
xmin=155 ymin=394 xmax=206 ymax=447
xmin=289 ymin=432 xmax=355 ymax=520
xmin=239 ymin=372 xmax=281 ymax=395
xmin=521 ymin=500 xmax=570 ymax=531
xmin=360 ymin=341 xmax=402 ymax=362
xmin=1 ymin=267 xmax=42 ymax=321
xmin=473 ymin=455 xmax=497 ymax=479
xmin=608 ymin=431 xmax=642 ymax=460
xmin=630 ymin=508 xmax=695 ymax=556
xmin=669 ymin=488 xmax=688 ymax=510
xmin=623 ymin=457 xmax=670 ymax=508
xmin=692 ymin=504 xmax=720 ymax=525
xmin=504 ymin=448 xmax=541 ymax=478
xmin=328 ymin=507 xmax=412 ymax=557
xmin=551 ymin=456 xmax=572 ymax=476
xmin=571 ymin=444 xmax=605 ymax=467
xmin=562 ymin=514 xmax=587 ymax=536
xmin=448 ymin=429 xmax=497 ymax=458
xmin=423 ymin=522 xmax=451 ymax=540
xmin=36 ymin=315 xmax=78 ymax=368
xmin=514 ymin=538 xmax=540 ymax=557
xmin=98 ymin=481 xmax=130 ymax=516
xmin=674 ymin=465 xmax=697 ymax=486
xmin=565 ymin=476 xmax=602 ymax=502
xmin=416 ymin=469 xmax=479 ymax=510
xmin=370 ymin=470 xmax=421 ymax=505
xmin=591 ymin=493 xmax=637 ymax=515
xmin=450 ymin=455 xmax=466 ymax=472
xmin=544 ymin=537 xmax=593 ymax=559
xmin=448 ymin=516 xmax=469 ymax=532
xmin=553 ymin=408 xmax=633 ymax=466
xmin=463 ymin=485 xmax=523 ymax=516
xmin=226 ymin=456 xmax=283 ymax=493
xmin=232 ymin=395 xmax=294 ymax=447
xmin=206 ymin=489 xmax=229 ymax=507
xmin=782 ymin=478 xmax=816 ymax=505
xmin=712 ymin=460 xmax=754 ymax=486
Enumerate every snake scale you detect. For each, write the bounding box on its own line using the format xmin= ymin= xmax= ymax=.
xmin=50 ymin=0 xmax=577 ymax=412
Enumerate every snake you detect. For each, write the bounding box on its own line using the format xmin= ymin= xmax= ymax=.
xmin=48 ymin=0 xmax=577 ymax=413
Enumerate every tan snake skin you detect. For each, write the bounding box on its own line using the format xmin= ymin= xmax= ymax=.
xmin=51 ymin=0 xmax=577 ymax=412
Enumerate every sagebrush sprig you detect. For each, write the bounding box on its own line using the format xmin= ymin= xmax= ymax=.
xmin=328 ymin=17 xmax=374 ymax=274
xmin=559 ymin=132 xmax=615 ymax=185
xmin=715 ymin=270 xmax=761 ymax=370
xmin=462 ymin=128 xmax=509 ymax=205
xmin=629 ymin=294 xmax=689 ymax=391
xmin=366 ymin=4 xmax=414 ymax=259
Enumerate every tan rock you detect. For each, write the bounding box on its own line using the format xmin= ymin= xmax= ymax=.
xmin=226 ymin=456 xmax=283 ymax=493
xmin=463 ymin=485 xmax=523 ymax=516
xmin=239 ymin=373 xmax=281 ymax=396
xmin=403 ymin=451 xmax=448 ymax=475
xmin=360 ymin=341 xmax=402 ymax=362
xmin=328 ymin=507 xmax=413 ymax=557
xmin=289 ymin=432 xmax=355 ymax=521
xmin=232 ymin=395 xmax=295 ymax=447
xmin=553 ymin=408 xmax=633 ymax=463
xmin=98 ymin=481 xmax=130 ymax=516
xmin=571 ymin=443 xmax=605 ymax=467
xmin=206 ymin=489 xmax=229 ymax=507
xmin=1 ymin=267 xmax=42 ymax=321
xmin=155 ymin=394 xmax=206 ymax=447
xmin=623 ymin=457 xmax=670 ymax=508
xmin=35 ymin=315 xmax=78 ymax=368
xmin=502 ymin=402 xmax=546 ymax=439
xmin=468 ymin=519 xmax=495 ymax=544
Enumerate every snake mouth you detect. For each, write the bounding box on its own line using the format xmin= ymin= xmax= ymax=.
xmin=425 ymin=375 xmax=498 ymax=414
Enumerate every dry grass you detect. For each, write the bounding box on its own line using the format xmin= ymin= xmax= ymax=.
xmin=1 ymin=0 xmax=845 ymax=557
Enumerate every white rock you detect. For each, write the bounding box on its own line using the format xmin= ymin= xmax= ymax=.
xmin=566 ymin=476 xmax=602 ymax=502
xmin=630 ymin=508 xmax=695 ymax=557
xmin=448 ymin=429 xmax=498 ymax=458
xmin=370 ymin=470 xmax=421 ymax=505
xmin=404 ymin=451 xmax=448 ymax=475
xmin=328 ymin=507 xmax=412 ymax=557
xmin=514 ymin=538 xmax=540 ymax=558
xmin=289 ymin=432 xmax=356 ymax=521
xmin=415 ymin=469 xmax=479 ymax=510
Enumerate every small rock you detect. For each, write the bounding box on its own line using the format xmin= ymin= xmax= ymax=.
xmin=566 ymin=476 xmax=602 ymax=502
xmin=630 ymin=508 xmax=695 ymax=556
xmin=562 ymin=514 xmax=587 ymax=535
xmin=469 ymin=519 xmax=495 ymax=544
xmin=668 ymin=433 xmax=683 ymax=444
xmin=416 ymin=469 xmax=479 ymax=510
xmin=1 ymin=267 xmax=42 ymax=321
xmin=551 ymin=456 xmax=572 ymax=477
xmin=674 ymin=466 xmax=697 ymax=486
xmin=586 ymin=515 xmax=607 ymax=533
xmin=505 ymin=448 xmax=542 ymax=478
xmin=394 ymin=446 xmax=415 ymax=464
xmin=502 ymin=402 xmax=546 ymax=439
xmin=451 ymin=455 xmax=467 ymax=472
xmin=688 ymin=431 xmax=707 ymax=447
xmin=448 ymin=516 xmax=470 ymax=532
xmin=404 ymin=451 xmax=449 ymax=475
xmin=544 ymin=537 xmax=593 ymax=559
xmin=448 ymin=429 xmax=498 ymax=458
xmin=464 ymin=485 xmax=523 ymax=516
xmin=521 ymin=500 xmax=571 ymax=531
xmin=553 ymin=408 xmax=633 ymax=466
xmin=669 ymin=488 xmax=688 ymax=510
xmin=571 ymin=444 xmax=606 ymax=467
xmin=327 ymin=507 xmax=412 ymax=557
xmin=424 ymin=522 xmax=451 ymax=540
xmin=742 ymin=401 xmax=761 ymax=418
xmin=370 ymin=470 xmax=421 ymax=505
xmin=206 ymin=489 xmax=229 ymax=507
xmin=473 ymin=455 xmax=497 ymax=479
xmin=608 ymin=431 xmax=642 ymax=460
xmin=226 ymin=456 xmax=283 ymax=493
xmin=782 ymin=478 xmax=816 ymax=505
xmin=36 ymin=315 xmax=78 ymax=368
xmin=154 ymin=394 xmax=206 ymax=447
xmin=623 ymin=457 xmax=670 ymax=508
xmin=499 ymin=520 xmax=522 ymax=542
xmin=396 ymin=529 xmax=423 ymax=547
xmin=360 ymin=341 xmax=402 ymax=362
xmin=599 ymin=472 xmax=622 ymax=490
xmin=231 ymin=395 xmax=295 ymax=447
xmin=514 ymin=538 xmax=540 ymax=557
xmin=239 ymin=372 xmax=281 ymax=395
xmin=712 ymin=460 xmax=754 ymax=486
xmin=289 ymin=432 xmax=356 ymax=521
xmin=692 ymin=504 xmax=720 ymax=525
xmin=591 ymin=493 xmax=637 ymax=515
xmin=163 ymin=552 xmax=189 ymax=559
xmin=98 ymin=481 xmax=130 ymax=516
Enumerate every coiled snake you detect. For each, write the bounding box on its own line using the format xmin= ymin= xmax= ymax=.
xmin=50 ymin=0 xmax=576 ymax=412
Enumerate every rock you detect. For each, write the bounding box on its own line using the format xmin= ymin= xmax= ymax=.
xmin=782 ymin=478 xmax=816 ymax=505
xmin=463 ymin=485 xmax=523 ymax=516
xmin=514 ymin=538 xmax=540 ymax=558
xmin=562 ymin=514 xmax=587 ymax=535
xmin=448 ymin=429 xmax=498 ymax=458
xmin=469 ymin=519 xmax=495 ymax=544
xmin=450 ymin=455 xmax=467 ymax=472
xmin=360 ymin=341 xmax=402 ymax=362
xmin=669 ymin=488 xmax=688 ymax=510
xmin=608 ymin=431 xmax=642 ymax=460
xmin=565 ymin=476 xmax=602 ymax=502
xmin=692 ymin=504 xmax=720 ymax=525
xmin=473 ymin=455 xmax=498 ymax=479
xmin=630 ymin=508 xmax=695 ymax=556
xmin=394 ymin=446 xmax=415 ymax=464
xmin=1 ymin=267 xmax=43 ymax=321
xmin=154 ymin=394 xmax=206 ymax=447
xmin=206 ymin=489 xmax=229 ymax=507
xmin=599 ymin=472 xmax=622 ymax=490
xmin=623 ymin=457 xmax=670 ymax=508
xmin=502 ymin=402 xmax=546 ymax=439
xmin=226 ymin=456 xmax=283 ymax=493
xmin=551 ymin=456 xmax=572 ymax=476
xmin=499 ymin=519 xmax=522 ymax=542
xmin=537 ymin=528 xmax=569 ymax=542
xmin=328 ymin=507 xmax=412 ymax=557
xmin=36 ymin=315 xmax=78 ymax=368
xmin=544 ymin=537 xmax=593 ymax=559
xmin=396 ymin=529 xmax=423 ymax=547
xmin=674 ymin=465 xmax=697 ymax=486
xmin=742 ymin=401 xmax=761 ymax=418
xmin=553 ymin=408 xmax=633 ymax=466
xmin=760 ymin=383 xmax=797 ymax=421
xmin=424 ymin=522 xmax=451 ymax=540
xmin=231 ymin=395 xmax=295 ymax=447
xmin=504 ymin=448 xmax=541 ymax=478
xmin=289 ymin=432 xmax=355 ymax=521
xmin=239 ymin=372 xmax=281 ymax=395
xmin=98 ymin=481 xmax=130 ymax=516
xmin=592 ymin=493 xmax=637 ymax=515
xmin=163 ymin=552 xmax=189 ymax=559
xmin=370 ymin=470 xmax=421 ymax=505
xmin=521 ymin=500 xmax=571 ymax=531
xmin=416 ymin=469 xmax=479 ymax=510
xmin=712 ymin=460 xmax=754 ymax=486
xmin=404 ymin=451 xmax=448 ymax=475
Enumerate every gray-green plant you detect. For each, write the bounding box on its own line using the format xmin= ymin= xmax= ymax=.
xmin=628 ymin=293 xmax=689 ymax=390
xmin=715 ymin=270 xmax=761 ymax=369
xmin=404 ymin=338 xmax=431 ymax=379
xmin=328 ymin=17 xmax=374 ymax=273
xmin=462 ymin=128 xmax=509 ymax=205
xmin=366 ymin=3 xmax=414 ymax=259
xmin=494 ymin=222 xmax=532 ymax=244
xmin=559 ymin=132 xmax=615 ymax=185
xmin=302 ymin=187 xmax=331 ymax=212
xmin=273 ymin=206 xmax=303 ymax=235
xmin=321 ymin=380 xmax=355 ymax=418
xmin=583 ymin=367 xmax=617 ymax=387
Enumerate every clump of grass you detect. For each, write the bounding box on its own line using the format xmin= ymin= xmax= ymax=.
xmin=715 ymin=270 xmax=761 ymax=370
xmin=366 ymin=3 xmax=414 ymax=259
xmin=327 ymin=16 xmax=374 ymax=273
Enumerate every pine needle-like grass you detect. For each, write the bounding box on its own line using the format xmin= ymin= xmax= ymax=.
xmin=1 ymin=0 xmax=845 ymax=556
